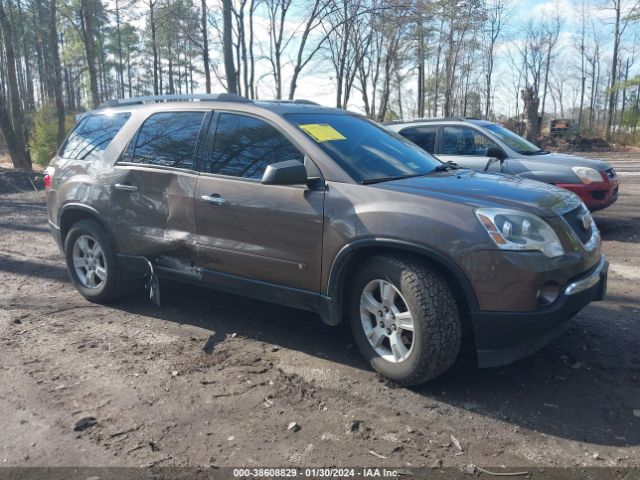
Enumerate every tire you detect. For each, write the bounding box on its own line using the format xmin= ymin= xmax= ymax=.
xmin=349 ymin=253 xmax=462 ymax=386
xmin=64 ymin=219 xmax=126 ymax=303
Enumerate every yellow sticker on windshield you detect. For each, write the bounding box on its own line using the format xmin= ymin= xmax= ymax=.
xmin=299 ymin=123 xmax=346 ymax=142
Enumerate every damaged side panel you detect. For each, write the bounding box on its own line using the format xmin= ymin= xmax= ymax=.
xmin=109 ymin=165 xmax=200 ymax=269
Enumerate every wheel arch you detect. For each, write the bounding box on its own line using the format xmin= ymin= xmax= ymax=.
xmin=326 ymin=240 xmax=478 ymax=337
xmin=59 ymin=204 xmax=119 ymax=252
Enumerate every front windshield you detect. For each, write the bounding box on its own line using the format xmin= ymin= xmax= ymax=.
xmin=484 ymin=123 xmax=545 ymax=155
xmin=286 ymin=113 xmax=442 ymax=183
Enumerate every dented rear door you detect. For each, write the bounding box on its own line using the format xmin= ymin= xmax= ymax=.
xmin=109 ymin=110 xmax=212 ymax=266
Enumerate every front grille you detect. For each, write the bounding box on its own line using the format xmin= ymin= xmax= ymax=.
xmin=591 ymin=190 xmax=606 ymax=200
xmin=606 ymin=168 xmax=616 ymax=179
xmin=563 ymin=206 xmax=593 ymax=244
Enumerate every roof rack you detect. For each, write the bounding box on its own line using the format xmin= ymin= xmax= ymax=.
xmin=256 ymin=99 xmax=319 ymax=106
xmin=98 ymin=93 xmax=252 ymax=109
xmin=385 ymin=117 xmax=468 ymax=124
xmin=384 ymin=116 xmax=488 ymax=125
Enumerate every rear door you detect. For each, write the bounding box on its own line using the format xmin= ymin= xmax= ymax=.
xmin=110 ymin=110 xmax=210 ymax=266
xmin=397 ymin=125 xmax=439 ymax=156
xmin=193 ymin=112 xmax=325 ymax=292
xmin=438 ymin=125 xmax=506 ymax=172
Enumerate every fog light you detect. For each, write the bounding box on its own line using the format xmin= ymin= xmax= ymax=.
xmin=538 ymin=282 xmax=560 ymax=305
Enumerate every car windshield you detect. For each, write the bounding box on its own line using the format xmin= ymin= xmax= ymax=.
xmin=484 ymin=123 xmax=547 ymax=155
xmin=286 ymin=113 xmax=443 ymax=183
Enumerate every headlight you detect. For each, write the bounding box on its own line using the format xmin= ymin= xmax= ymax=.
xmin=475 ymin=208 xmax=564 ymax=257
xmin=571 ymin=166 xmax=603 ymax=184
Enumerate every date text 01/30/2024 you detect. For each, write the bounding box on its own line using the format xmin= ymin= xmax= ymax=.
xmin=232 ymin=468 xmax=399 ymax=478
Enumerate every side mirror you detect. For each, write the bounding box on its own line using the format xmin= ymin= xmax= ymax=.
xmin=485 ymin=146 xmax=507 ymax=160
xmin=261 ymin=160 xmax=308 ymax=186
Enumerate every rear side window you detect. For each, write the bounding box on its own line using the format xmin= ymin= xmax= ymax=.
xmin=399 ymin=126 xmax=437 ymax=154
xmin=59 ymin=113 xmax=130 ymax=160
xmin=129 ymin=111 xmax=205 ymax=169
xmin=207 ymin=113 xmax=302 ymax=179
xmin=442 ymin=126 xmax=497 ymax=156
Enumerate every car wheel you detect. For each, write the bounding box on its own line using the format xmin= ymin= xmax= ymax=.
xmin=349 ymin=254 xmax=462 ymax=386
xmin=64 ymin=219 xmax=125 ymax=303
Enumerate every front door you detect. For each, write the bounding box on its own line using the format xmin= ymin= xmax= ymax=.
xmin=194 ymin=112 xmax=324 ymax=292
xmin=439 ymin=125 xmax=507 ymax=173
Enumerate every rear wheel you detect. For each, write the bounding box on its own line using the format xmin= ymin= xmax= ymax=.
xmin=349 ymin=254 xmax=462 ymax=385
xmin=64 ymin=219 xmax=125 ymax=303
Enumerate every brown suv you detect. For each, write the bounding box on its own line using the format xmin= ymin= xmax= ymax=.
xmin=46 ymin=94 xmax=608 ymax=385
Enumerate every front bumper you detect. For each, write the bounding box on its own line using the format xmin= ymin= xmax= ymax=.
xmin=555 ymin=179 xmax=619 ymax=211
xmin=472 ymin=255 xmax=608 ymax=368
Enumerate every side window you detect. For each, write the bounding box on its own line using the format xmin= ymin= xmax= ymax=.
xmin=208 ymin=113 xmax=302 ymax=179
xmin=59 ymin=113 xmax=130 ymax=160
xmin=399 ymin=126 xmax=437 ymax=154
xmin=130 ymin=111 xmax=205 ymax=169
xmin=442 ymin=126 xmax=496 ymax=156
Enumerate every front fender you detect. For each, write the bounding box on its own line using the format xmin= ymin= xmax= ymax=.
xmin=326 ymin=238 xmax=479 ymax=311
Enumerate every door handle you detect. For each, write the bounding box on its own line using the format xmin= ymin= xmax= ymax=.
xmin=201 ymin=194 xmax=226 ymax=205
xmin=114 ymin=183 xmax=138 ymax=192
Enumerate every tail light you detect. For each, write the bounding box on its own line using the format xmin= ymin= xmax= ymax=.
xmin=44 ymin=166 xmax=55 ymax=190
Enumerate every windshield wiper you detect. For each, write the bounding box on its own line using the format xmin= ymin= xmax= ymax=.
xmin=361 ymin=173 xmax=427 ymax=184
xmin=361 ymin=162 xmax=460 ymax=185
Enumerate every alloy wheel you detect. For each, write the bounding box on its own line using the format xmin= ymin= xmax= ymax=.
xmin=72 ymin=234 xmax=107 ymax=289
xmin=360 ymin=279 xmax=415 ymax=363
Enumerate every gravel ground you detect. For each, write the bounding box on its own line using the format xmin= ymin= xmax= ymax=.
xmin=0 ymin=153 xmax=638 ymax=470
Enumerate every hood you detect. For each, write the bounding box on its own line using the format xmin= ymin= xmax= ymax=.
xmin=510 ymin=152 xmax=612 ymax=184
xmin=376 ymin=170 xmax=579 ymax=218
xmin=518 ymin=152 xmax=611 ymax=171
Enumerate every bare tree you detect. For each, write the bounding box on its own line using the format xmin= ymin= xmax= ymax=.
xmin=441 ymin=0 xmax=482 ymax=117
xmin=113 ymin=0 xmax=125 ymax=98
xmin=265 ymin=0 xmax=292 ymax=99
xmin=549 ymin=69 xmax=566 ymax=118
xmin=521 ymin=86 xmax=539 ymax=141
xmin=586 ymin=23 xmax=601 ymax=130
xmin=539 ymin=6 xmax=561 ymax=127
xmin=431 ymin=16 xmax=444 ymax=116
xmin=416 ymin=8 xmax=426 ymax=117
xmin=604 ymin=0 xmax=640 ymax=136
xmin=0 ymin=0 xmax=31 ymax=170
xmin=483 ymin=0 xmax=508 ymax=118
xmin=288 ymin=0 xmax=335 ymax=99
xmin=201 ymin=0 xmax=211 ymax=93
xmin=376 ymin=15 xmax=405 ymax=121
xmin=222 ymin=0 xmax=237 ymax=93
xmin=79 ymin=0 xmax=101 ymax=107
xmin=325 ymin=0 xmax=361 ymax=108
xmin=0 ymin=0 xmax=31 ymax=169
xmin=139 ymin=0 xmax=160 ymax=95
xmin=353 ymin=5 xmax=381 ymax=117
xmin=49 ymin=0 xmax=65 ymax=145
xmin=576 ymin=0 xmax=588 ymax=130
xmin=516 ymin=20 xmax=547 ymax=139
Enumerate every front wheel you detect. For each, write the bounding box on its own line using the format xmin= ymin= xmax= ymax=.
xmin=349 ymin=254 xmax=462 ymax=386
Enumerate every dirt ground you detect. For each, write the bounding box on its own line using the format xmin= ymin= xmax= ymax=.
xmin=0 ymin=152 xmax=638 ymax=471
